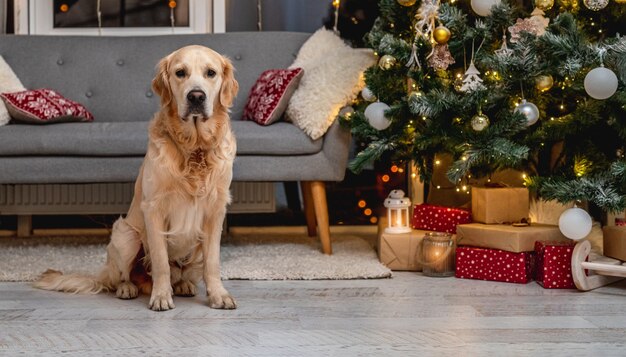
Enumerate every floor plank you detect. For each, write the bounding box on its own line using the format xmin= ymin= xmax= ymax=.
xmin=1 ymin=274 xmax=626 ymax=356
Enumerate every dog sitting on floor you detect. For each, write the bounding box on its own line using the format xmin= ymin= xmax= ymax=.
xmin=34 ymin=45 xmax=239 ymax=311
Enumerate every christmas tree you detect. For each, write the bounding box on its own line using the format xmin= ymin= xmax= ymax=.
xmin=343 ymin=0 xmax=626 ymax=212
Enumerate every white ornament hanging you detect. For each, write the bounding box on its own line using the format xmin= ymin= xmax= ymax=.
xmin=471 ymin=0 xmax=501 ymax=16
xmin=361 ymin=87 xmax=377 ymax=102
xmin=495 ymin=31 xmax=513 ymax=58
xmin=583 ymin=0 xmax=609 ymax=11
xmin=514 ymin=99 xmax=540 ymax=126
xmin=584 ymin=66 xmax=619 ymax=100
xmin=558 ymin=207 xmax=592 ymax=240
xmin=365 ymin=102 xmax=392 ymax=130
xmin=460 ymin=61 xmax=486 ymax=93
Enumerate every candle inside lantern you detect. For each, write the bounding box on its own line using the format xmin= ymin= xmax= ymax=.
xmin=422 ymin=232 xmax=455 ymax=277
xmin=384 ymin=190 xmax=412 ymax=234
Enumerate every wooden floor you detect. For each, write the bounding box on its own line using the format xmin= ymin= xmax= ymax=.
xmin=1 ymin=273 xmax=626 ymax=356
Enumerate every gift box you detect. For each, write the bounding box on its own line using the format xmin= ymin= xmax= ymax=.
xmin=534 ymin=241 xmax=576 ymax=289
xmin=456 ymin=223 xmax=568 ymax=253
xmin=378 ymin=217 xmax=456 ymax=271
xmin=603 ymin=226 xmax=626 ymax=261
xmin=412 ymin=203 xmax=471 ymax=234
xmin=471 ymin=187 xmax=529 ymax=224
xmin=455 ymin=246 xmax=534 ymax=284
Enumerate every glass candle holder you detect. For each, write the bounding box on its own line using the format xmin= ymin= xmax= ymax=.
xmin=422 ymin=232 xmax=455 ymax=277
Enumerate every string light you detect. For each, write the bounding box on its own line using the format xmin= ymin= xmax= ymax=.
xmin=391 ymin=165 xmax=399 ymax=173
xmin=358 ymin=200 xmax=367 ymax=208
xmin=382 ymin=174 xmax=390 ymax=182
xmin=364 ymin=208 xmax=373 ymax=216
xmin=60 ymin=3 xmax=69 ymax=12
xmin=370 ymin=217 xmax=378 ymax=224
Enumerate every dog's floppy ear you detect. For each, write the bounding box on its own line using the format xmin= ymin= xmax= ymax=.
xmin=219 ymin=56 xmax=239 ymax=109
xmin=152 ymin=55 xmax=172 ymax=107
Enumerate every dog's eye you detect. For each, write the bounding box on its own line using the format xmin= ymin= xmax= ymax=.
xmin=207 ymin=69 xmax=216 ymax=78
xmin=175 ymin=69 xmax=186 ymax=78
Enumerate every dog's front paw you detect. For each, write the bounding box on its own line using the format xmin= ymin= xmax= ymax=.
xmin=208 ymin=290 xmax=237 ymax=309
xmin=173 ymin=280 xmax=197 ymax=297
xmin=116 ymin=281 xmax=138 ymax=299
xmin=149 ymin=290 xmax=175 ymax=311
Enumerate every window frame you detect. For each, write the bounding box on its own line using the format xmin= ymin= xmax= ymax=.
xmin=16 ymin=0 xmax=226 ymax=35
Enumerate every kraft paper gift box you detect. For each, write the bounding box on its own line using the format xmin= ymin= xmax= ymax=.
xmin=456 ymin=223 xmax=569 ymax=253
xmin=603 ymin=226 xmax=626 ymax=261
xmin=412 ymin=203 xmax=471 ymax=234
xmin=534 ymin=241 xmax=576 ymax=289
xmin=471 ymin=187 xmax=529 ymax=224
xmin=455 ymin=246 xmax=535 ymax=284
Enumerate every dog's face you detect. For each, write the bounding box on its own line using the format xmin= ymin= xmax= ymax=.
xmin=152 ymin=45 xmax=238 ymax=123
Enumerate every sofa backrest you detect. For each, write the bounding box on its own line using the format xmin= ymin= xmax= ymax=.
xmin=0 ymin=32 xmax=310 ymax=122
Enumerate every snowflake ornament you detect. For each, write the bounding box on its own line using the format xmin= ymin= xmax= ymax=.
xmin=428 ymin=44 xmax=456 ymax=70
xmin=508 ymin=8 xmax=549 ymax=43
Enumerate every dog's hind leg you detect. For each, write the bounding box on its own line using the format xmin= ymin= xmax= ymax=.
xmin=105 ymin=217 xmax=142 ymax=299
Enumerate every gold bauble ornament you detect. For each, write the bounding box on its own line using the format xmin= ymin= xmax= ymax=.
xmin=535 ymin=75 xmax=554 ymax=92
xmin=471 ymin=113 xmax=490 ymax=131
xmin=535 ymin=0 xmax=554 ymax=10
xmin=433 ymin=26 xmax=452 ymax=45
xmin=378 ymin=55 xmax=397 ymax=70
xmin=397 ymin=0 xmax=417 ymax=6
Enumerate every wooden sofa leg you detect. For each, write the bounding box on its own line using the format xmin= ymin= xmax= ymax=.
xmin=310 ymin=181 xmax=332 ymax=255
xmin=301 ymin=181 xmax=317 ymax=237
xmin=17 ymin=215 xmax=32 ymax=237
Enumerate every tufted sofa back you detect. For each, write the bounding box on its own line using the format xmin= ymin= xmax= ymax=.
xmin=0 ymin=32 xmax=310 ymax=122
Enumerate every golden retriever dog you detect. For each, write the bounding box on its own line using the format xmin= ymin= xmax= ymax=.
xmin=34 ymin=45 xmax=239 ymax=311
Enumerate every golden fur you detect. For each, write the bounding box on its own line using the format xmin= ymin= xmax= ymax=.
xmin=34 ymin=45 xmax=239 ymax=311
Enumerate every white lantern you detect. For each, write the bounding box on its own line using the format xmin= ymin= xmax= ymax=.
xmin=384 ymin=190 xmax=412 ymax=234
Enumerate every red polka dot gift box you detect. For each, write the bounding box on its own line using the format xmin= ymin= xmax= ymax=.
xmin=534 ymin=241 xmax=577 ymax=289
xmin=455 ymin=246 xmax=535 ymax=284
xmin=412 ymin=203 xmax=471 ymax=234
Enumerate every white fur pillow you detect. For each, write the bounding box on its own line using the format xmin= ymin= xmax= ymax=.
xmin=286 ymin=28 xmax=376 ymax=140
xmin=0 ymin=56 xmax=26 ymax=126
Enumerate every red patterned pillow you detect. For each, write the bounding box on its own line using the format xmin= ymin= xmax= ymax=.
xmin=0 ymin=88 xmax=94 ymax=124
xmin=243 ymin=68 xmax=303 ymax=125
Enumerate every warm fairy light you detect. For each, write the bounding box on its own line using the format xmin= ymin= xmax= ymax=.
xmin=437 ymin=185 xmax=441 ymax=189
xmin=358 ymin=200 xmax=367 ymax=208
xmin=370 ymin=217 xmax=378 ymax=224
xmin=522 ymin=173 xmax=527 ymax=179
xmin=456 ymin=188 xmax=460 ymax=192
xmin=391 ymin=165 xmax=399 ymax=173
xmin=332 ymin=0 xmax=340 ymax=8
xmin=435 ymin=160 xmax=441 ymax=165
xmin=60 ymin=3 xmax=69 ymax=12
xmin=382 ymin=174 xmax=390 ymax=182
xmin=461 ymin=185 xmax=468 ymax=191
xmin=461 ymin=156 xmax=467 ymax=161
xmin=560 ymin=104 xmax=565 ymax=110
xmin=169 ymin=1 xmax=177 ymax=8
xmin=550 ymin=117 xmax=555 ymax=121
xmin=411 ymin=172 xmax=417 ymax=179
xmin=364 ymin=208 xmax=373 ymax=216
xmin=422 ymin=116 xmax=427 ymax=121
xmin=398 ymin=168 xmax=404 ymax=173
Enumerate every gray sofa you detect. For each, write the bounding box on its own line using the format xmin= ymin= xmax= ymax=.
xmin=0 ymin=32 xmax=351 ymax=254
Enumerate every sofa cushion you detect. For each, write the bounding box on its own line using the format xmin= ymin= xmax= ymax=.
xmin=0 ymin=121 xmax=322 ymax=157
xmin=242 ymin=67 xmax=303 ymax=125
xmin=1 ymin=88 xmax=94 ymax=124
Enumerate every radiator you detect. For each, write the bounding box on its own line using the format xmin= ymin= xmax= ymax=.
xmin=0 ymin=182 xmax=275 ymax=215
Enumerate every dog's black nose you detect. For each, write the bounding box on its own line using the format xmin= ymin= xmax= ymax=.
xmin=187 ymin=90 xmax=206 ymax=105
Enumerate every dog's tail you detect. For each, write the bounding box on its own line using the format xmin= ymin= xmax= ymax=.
xmin=33 ymin=269 xmax=110 ymax=294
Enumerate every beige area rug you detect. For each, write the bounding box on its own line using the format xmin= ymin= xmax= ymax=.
xmin=0 ymin=231 xmax=392 ymax=282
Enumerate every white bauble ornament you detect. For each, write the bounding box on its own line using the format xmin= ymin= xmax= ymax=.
xmin=583 ymin=0 xmax=609 ymax=10
xmin=584 ymin=67 xmax=619 ymax=100
xmin=361 ymin=86 xmax=377 ymax=102
xmin=471 ymin=113 xmax=490 ymax=131
xmin=365 ymin=102 xmax=391 ymax=130
xmin=471 ymin=0 xmax=501 ymax=16
xmin=558 ymin=207 xmax=592 ymax=240
xmin=514 ymin=99 xmax=540 ymax=126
